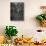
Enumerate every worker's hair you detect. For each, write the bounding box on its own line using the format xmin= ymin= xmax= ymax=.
xmin=40 ymin=6 xmax=46 ymax=9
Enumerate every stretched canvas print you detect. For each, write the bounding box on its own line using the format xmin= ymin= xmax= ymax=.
xmin=10 ymin=2 xmax=24 ymax=21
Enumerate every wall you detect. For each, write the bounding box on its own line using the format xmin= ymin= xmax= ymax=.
xmin=0 ymin=0 xmax=46 ymax=37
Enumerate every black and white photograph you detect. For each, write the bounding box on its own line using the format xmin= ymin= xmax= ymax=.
xmin=10 ymin=2 xmax=24 ymax=21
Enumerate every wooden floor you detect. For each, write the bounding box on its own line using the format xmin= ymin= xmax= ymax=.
xmin=14 ymin=43 xmax=46 ymax=46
